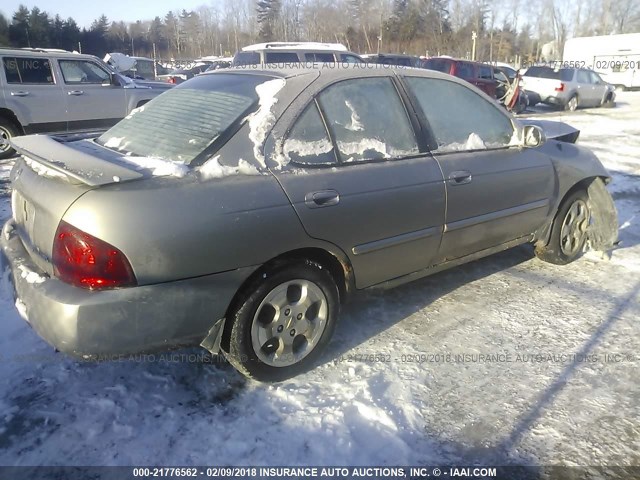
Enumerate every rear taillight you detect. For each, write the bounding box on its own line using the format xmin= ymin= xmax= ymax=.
xmin=52 ymin=221 xmax=137 ymax=290
xmin=555 ymin=83 xmax=565 ymax=92
xmin=168 ymin=77 xmax=177 ymax=84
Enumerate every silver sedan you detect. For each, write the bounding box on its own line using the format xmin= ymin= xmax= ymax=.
xmin=1 ymin=66 xmax=618 ymax=381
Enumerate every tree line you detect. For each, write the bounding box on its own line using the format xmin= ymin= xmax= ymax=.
xmin=0 ymin=0 xmax=638 ymax=63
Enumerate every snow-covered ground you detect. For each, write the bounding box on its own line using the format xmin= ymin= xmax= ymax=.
xmin=0 ymin=94 xmax=639 ymax=468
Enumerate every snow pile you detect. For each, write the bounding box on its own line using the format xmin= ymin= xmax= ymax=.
xmin=23 ymin=157 xmax=68 ymax=180
xmin=103 ymin=137 xmax=125 ymax=149
xmin=119 ymin=156 xmax=189 ymax=178
xmin=338 ymin=139 xmax=418 ymax=162
xmin=17 ymin=265 xmax=46 ymax=285
xmin=283 ymin=138 xmax=334 ymax=160
xmin=345 ymin=101 xmax=364 ymax=132
xmin=247 ymin=78 xmax=287 ymax=168
xmin=198 ymin=156 xmax=260 ymax=180
xmin=439 ymin=133 xmax=487 ymax=152
xmin=124 ymin=104 xmax=145 ymax=120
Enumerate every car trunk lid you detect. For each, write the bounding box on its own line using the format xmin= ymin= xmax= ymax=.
xmin=9 ymin=135 xmax=151 ymax=276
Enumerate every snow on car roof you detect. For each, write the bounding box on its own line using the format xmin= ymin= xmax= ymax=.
xmin=242 ymin=42 xmax=348 ymax=52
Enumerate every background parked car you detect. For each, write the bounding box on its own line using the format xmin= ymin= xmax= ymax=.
xmin=104 ymin=53 xmax=170 ymax=80
xmin=157 ymin=62 xmax=212 ymax=84
xmin=422 ymin=57 xmax=498 ymax=97
xmin=232 ymin=42 xmax=364 ymax=66
xmin=205 ymin=58 xmax=233 ymax=72
xmin=362 ymin=53 xmax=421 ymax=67
xmin=521 ymin=66 xmax=616 ymax=110
xmin=0 ymin=48 xmax=171 ymax=159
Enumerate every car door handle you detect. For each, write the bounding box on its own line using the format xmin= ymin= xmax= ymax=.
xmin=304 ymin=190 xmax=340 ymax=208
xmin=448 ymin=171 xmax=472 ymax=186
xmin=68 ymin=90 xmax=84 ymax=96
xmin=10 ymin=91 xmax=30 ymax=97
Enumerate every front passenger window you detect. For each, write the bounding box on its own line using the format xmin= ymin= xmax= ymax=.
xmin=406 ymin=77 xmax=514 ymax=152
xmin=59 ymin=60 xmax=110 ymax=84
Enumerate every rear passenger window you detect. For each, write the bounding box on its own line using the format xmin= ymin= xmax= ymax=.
xmin=318 ymin=77 xmax=419 ymax=163
xmin=305 ymin=53 xmax=335 ymax=63
xmin=576 ymin=70 xmax=591 ymax=84
xmin=284 ymin=102 xmax=336 ymax=165
xmin=479 ymin=65 xmax=493 ymax=79
xmin=265 ymin=52 xmax=300 ymax=64
xmin=456 ymin=63 xmax=474 ymax=78
xmin=2 ymin=57 xmax=54 ymax=84
xmin=406 ymin=77 xmax=514 ymax=152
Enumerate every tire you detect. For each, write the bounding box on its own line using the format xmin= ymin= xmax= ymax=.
xmin=535 ymin=190 xmax=590 ymax=265
xmin=565 ymin=95 xmax=578 ymax=112
xmin=223 ymin=260 xmax=340 ymax=381
xmin=601 ymin=94 xmax=615 ymax=108
xmin=0 ymin=118 xmax=19 ymax=160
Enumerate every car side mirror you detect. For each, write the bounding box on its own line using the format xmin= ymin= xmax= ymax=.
xmin=522 ymin=125 xmax=546 ymax=148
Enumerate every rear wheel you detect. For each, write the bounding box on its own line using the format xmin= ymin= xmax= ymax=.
xmin=536 ymin=190 xmax=590 ymax=265
xmin=223 ymin=260 xmax=339 ymax=381
xmin=0 ymin=119 xmax=19 ymax=160
xmin=565 ymin=95 xmax=579 ymax=112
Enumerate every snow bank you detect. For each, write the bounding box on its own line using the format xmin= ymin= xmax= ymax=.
xmin=247 ymin=78 xmax=286 ymax=168
xmin=439 ymin=133 xmax=487 ymax=152
xmin=198 ymin=156 xmax=260 ymax=180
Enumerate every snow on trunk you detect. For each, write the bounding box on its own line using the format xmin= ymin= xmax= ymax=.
xmin=120 ymin=156 xmax=189 ymax=178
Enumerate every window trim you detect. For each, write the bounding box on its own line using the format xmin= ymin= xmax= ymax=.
xmin=57 ymin=59 xmax=111 ymax=85
xmin=399 ymin=74 xmax=518 ymax=155
xmin=2 ymin=56 xmax=56 ymax=85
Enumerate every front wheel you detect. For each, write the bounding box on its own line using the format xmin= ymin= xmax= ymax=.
xmin=536 ymin=190 xmax=590 ymax=265
xmin=223 ymin=260 xmax=339 ymax=381
xmin=0 ymin=119 xmax=19 ymax=160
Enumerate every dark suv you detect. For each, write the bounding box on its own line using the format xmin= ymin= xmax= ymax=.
xmin=422 ymin=57 xmax=497 ymax=98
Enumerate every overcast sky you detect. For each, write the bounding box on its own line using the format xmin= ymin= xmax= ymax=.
xmin=1 ymin=0 xmax=212 ymax=28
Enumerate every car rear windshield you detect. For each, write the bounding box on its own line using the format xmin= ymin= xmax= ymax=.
xmin=524 ymin=67 xmax=573 ymax=81
xmin=97 ymin=73 xmax=271 ymax=165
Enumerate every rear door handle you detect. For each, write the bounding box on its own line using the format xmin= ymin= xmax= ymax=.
xmin=10 ymin=91 xmax=30 ymax=97
xmin=304 ymin=190 xmax=340 ymax=208
xmin=68 ymin=90 xmax=84 ymax=96
xmin=448 ymin=171 xmax=472 ymax=186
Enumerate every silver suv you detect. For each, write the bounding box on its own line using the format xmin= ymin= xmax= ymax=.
xmin=0 ymin=48 xmax=172 ymax=159
xmin=233 ymin=42 xmax=364 ymax=66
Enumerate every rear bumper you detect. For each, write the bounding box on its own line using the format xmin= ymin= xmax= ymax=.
xmin=1 ymin=219 xmax=257 ymax=358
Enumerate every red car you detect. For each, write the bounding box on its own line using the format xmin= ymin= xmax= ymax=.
xmin=422 ymin=57 xmax=498 ymax=98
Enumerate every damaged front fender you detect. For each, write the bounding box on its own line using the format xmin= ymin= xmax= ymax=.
xmin=587 ymin=177 xmax=619 ymax=254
